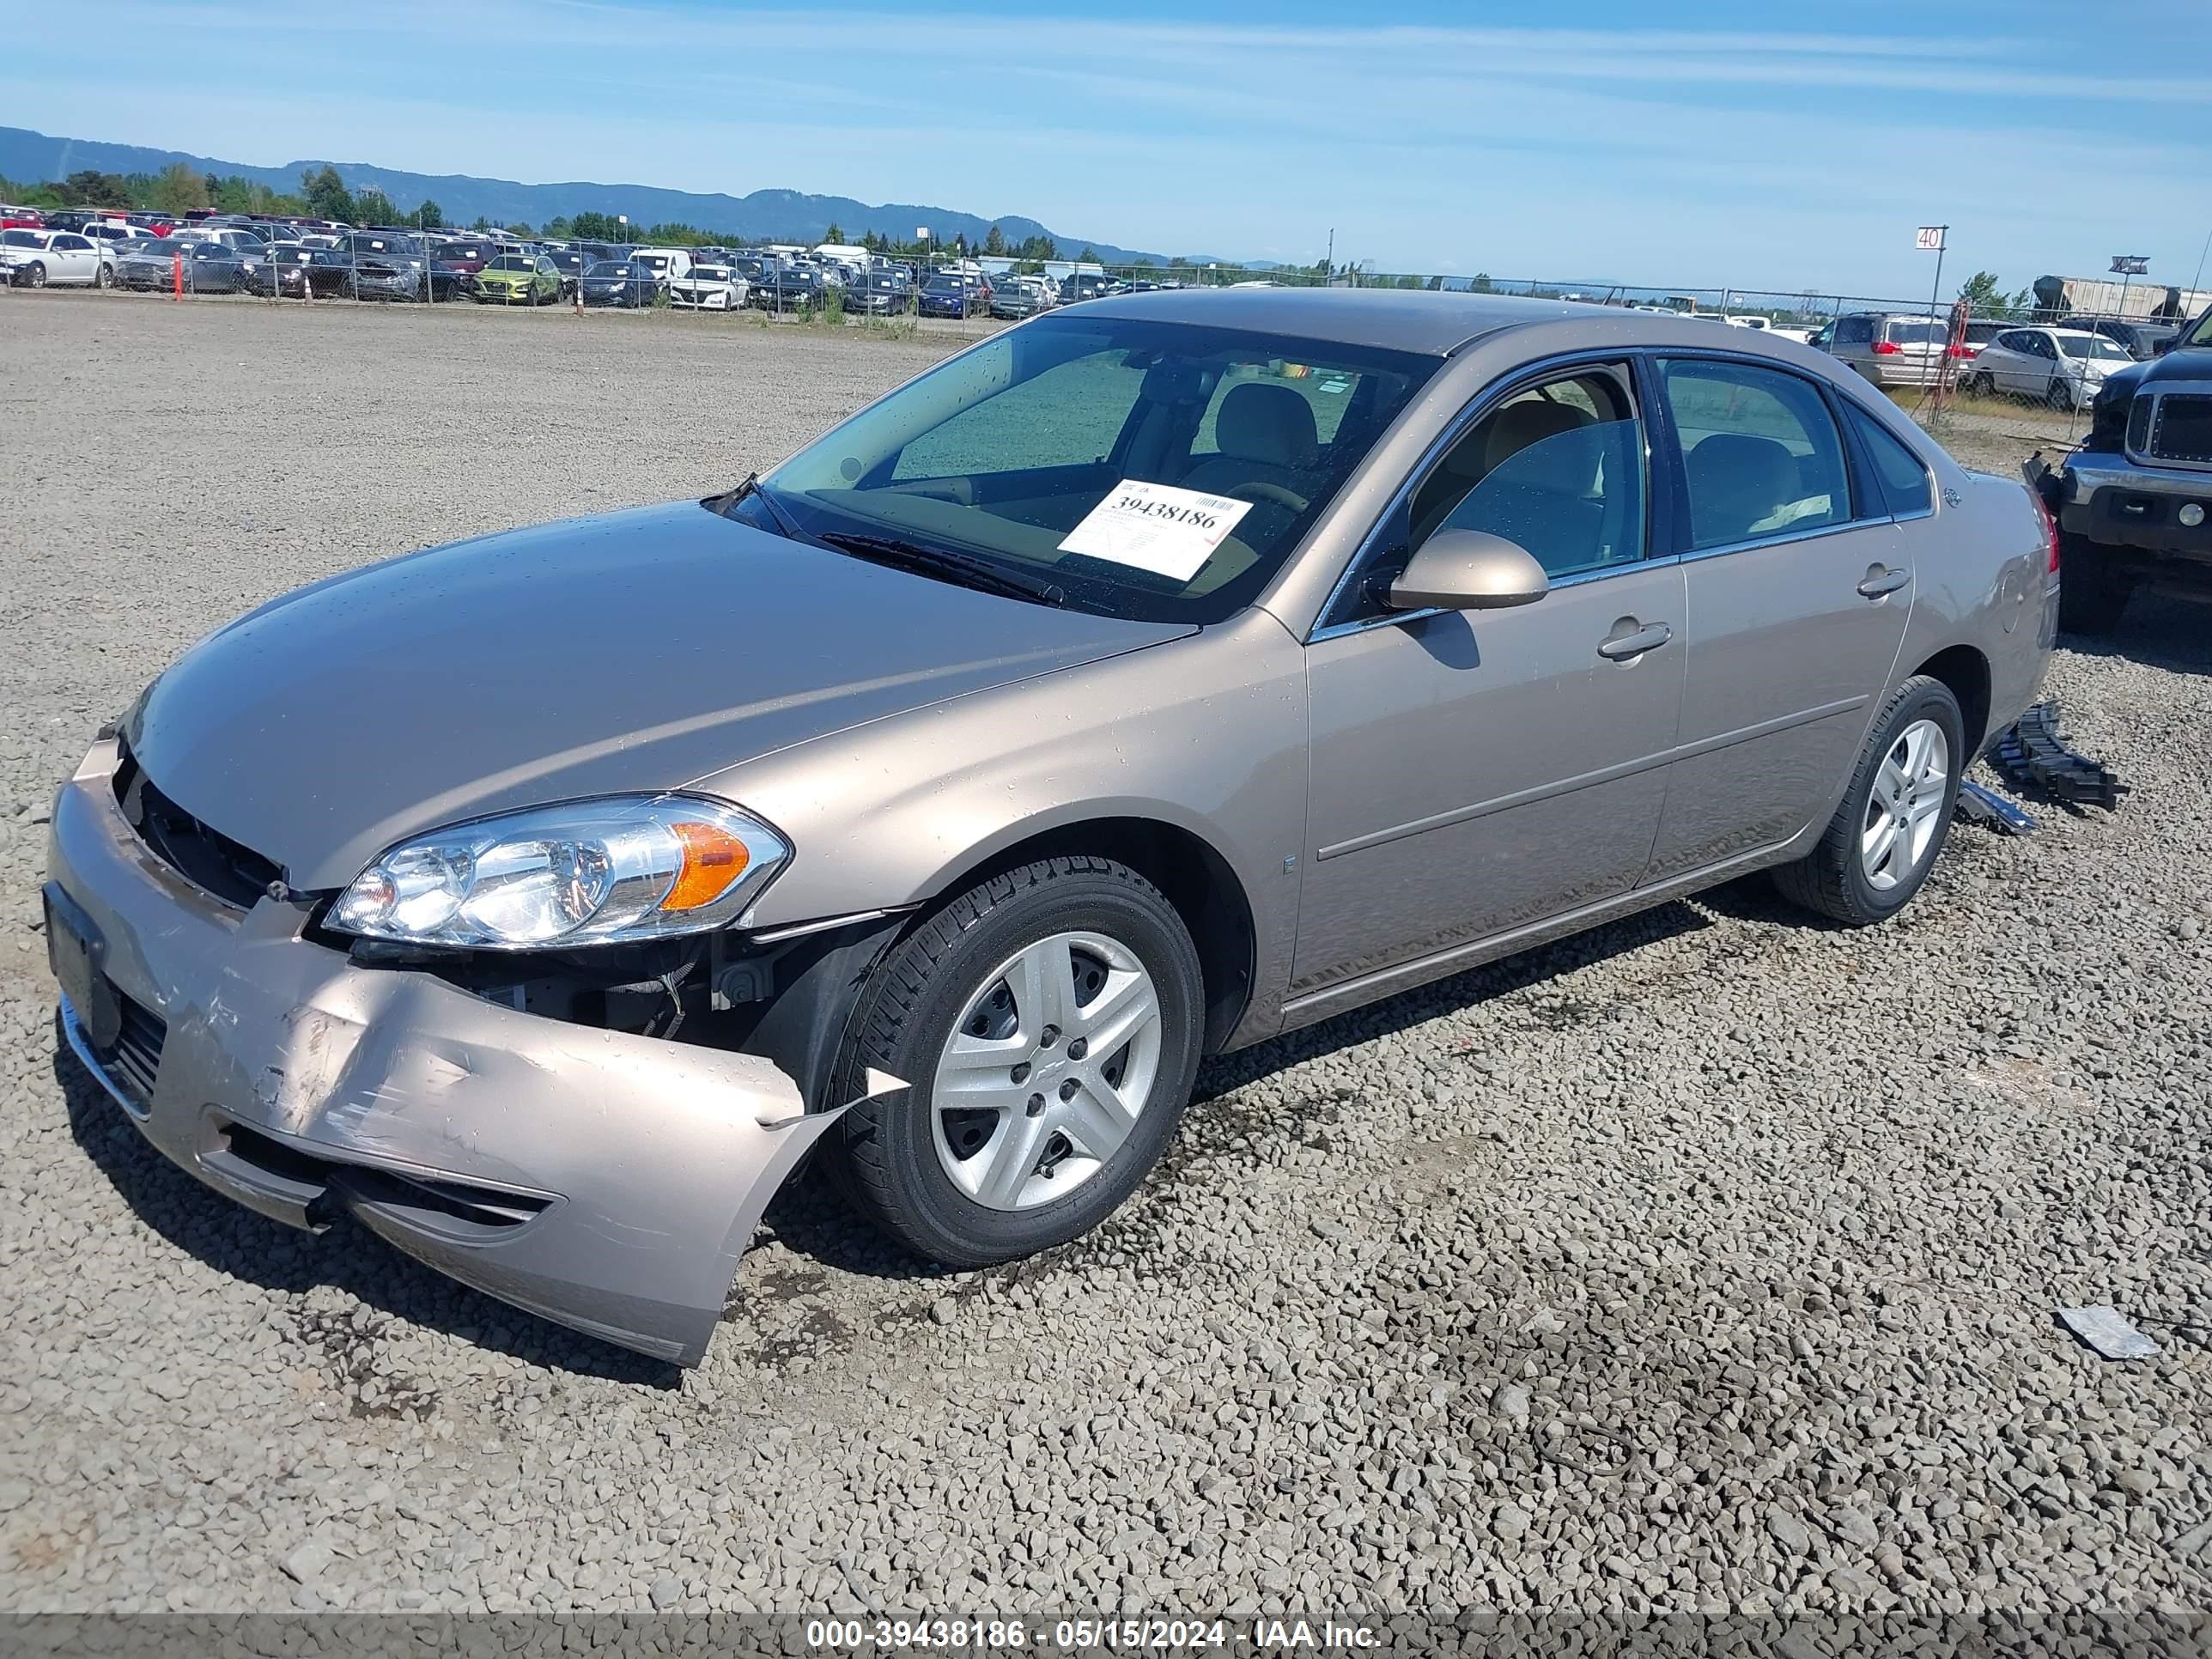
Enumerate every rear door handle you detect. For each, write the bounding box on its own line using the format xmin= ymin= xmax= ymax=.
xmin=1596 ymin=621 xmax=1673 ymax=661
xmin=1856 ymin=566 xmax=1912 ymax=599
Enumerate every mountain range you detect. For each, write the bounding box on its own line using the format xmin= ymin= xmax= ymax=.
xmin=0 ymin=126 xmax=1200 ymax=264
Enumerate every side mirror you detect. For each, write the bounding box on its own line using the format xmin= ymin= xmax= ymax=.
xmin=2153 ymin=338 xmax=2173 ymax=356
xmin=1387 ymin=530 xmax=1550 ymax=612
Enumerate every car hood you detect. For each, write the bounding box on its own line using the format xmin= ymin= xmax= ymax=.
xmin=125 ymin=501 xmax=1193 ymax=891
xmin=2121 ymin=343 xmax=2212 ymax=392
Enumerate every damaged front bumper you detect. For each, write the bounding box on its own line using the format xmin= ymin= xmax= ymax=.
xmin=45 ymin=738 xmax=895 ymax=1366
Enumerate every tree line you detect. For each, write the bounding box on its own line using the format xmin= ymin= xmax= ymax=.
xmin=0 ymin=161 xmax=448 ymax=232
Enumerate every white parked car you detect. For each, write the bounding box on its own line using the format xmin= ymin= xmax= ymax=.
xmin=0 ymin=228 xmax=113 ymax=289
xmin=1960 ymin=326 xmax=2136 ymax=410
xmin=668 ymin=262 xmax=749 ymax=310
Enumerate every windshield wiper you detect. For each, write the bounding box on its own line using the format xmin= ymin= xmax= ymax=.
xmin=815 ymin=531 xmax=1066 ymax=607
xmin=706 ymin=471 xmax=803 ymax=540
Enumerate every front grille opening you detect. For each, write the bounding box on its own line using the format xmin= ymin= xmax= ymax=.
xmin=217 ymin=1121 xmax=333 ymax=1187
xmin=104 ymin=994 xmax=167 ymax=1109
xmin=216 ymin=1121 xmax=549 ymax=1231
xmin=2128 ymin=394 xmax=2154 ymax=454
xmin=112 ymin=742 xmax=283 ymax=910
xmin=2151 ymin=394 xmax=2212 ymax=465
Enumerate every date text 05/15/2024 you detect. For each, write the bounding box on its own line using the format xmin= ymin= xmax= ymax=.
xmin=803 ymin=1618 xmax=1382 ymax=1651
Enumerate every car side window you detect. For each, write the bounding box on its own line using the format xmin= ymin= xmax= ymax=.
xmin=1844 ymin=406 xmax=1934 ymax=516
xmin=1657 ymin=359 xmax=1852 ymax=550
xmin=1327 ymin=365 xmax=1647 ymax=626
xmin=1413 ymin=372 xmax=1645 ymax=580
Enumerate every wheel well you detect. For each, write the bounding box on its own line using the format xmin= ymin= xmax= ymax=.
xmin=1912 ymin=644 xmax=1993 ymax=756
xmin=929 ymin=818 xmax=1256 ymax=1054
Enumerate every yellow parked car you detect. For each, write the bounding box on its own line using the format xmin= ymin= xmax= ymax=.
xmin=471 ymin=252 xmax=562 ymax=306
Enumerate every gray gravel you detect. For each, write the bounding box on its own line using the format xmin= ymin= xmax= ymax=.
xmin=3 ymin=292 xmax=2209 ymax=1617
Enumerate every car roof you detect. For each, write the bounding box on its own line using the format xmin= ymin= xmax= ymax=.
xmin=1070 ymin=288 xmax=1820 ymax=356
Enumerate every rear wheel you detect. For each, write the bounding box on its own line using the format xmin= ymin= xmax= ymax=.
xmin=1772 ymin=675 xmax=1962 ymax=927
xmin=830 ymin=856 xmax=1204 ymax=1266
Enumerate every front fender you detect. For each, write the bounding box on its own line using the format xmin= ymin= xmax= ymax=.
xmin=710 ymin=611 xmax=1310 ymax=1048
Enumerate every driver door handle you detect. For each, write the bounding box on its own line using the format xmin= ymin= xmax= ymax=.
xmin=1856 ymin=565 xmax=1912 ymax=599
xmin=1596 ymin=621 xmax=1673 ymax=661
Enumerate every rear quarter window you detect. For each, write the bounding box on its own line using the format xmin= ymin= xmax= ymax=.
xmin=1844 ymin=406 xmax=1935 ymax=516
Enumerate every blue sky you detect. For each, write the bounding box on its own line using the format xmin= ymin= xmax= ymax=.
xmin=6 ymin=0 xmax=2209 ymax=297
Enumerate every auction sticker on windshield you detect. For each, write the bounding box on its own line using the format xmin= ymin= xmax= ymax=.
xmin=1058 ymin=480 xmax=1255 ymax=582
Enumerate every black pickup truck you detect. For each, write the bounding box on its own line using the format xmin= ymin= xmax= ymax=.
xmin=2035 ymin=305 xmax=2212 ymax=632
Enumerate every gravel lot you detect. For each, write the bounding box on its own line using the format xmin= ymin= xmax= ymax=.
xmin=2 ymin=293 xmax=2209 ymax=1619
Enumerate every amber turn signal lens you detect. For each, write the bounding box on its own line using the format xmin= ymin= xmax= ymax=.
xmin=661 ymin=821 xmax=751 ymax=911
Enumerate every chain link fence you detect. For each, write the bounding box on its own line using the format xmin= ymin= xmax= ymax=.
xmin=14 ymin=227 xmax=2196 ymax=450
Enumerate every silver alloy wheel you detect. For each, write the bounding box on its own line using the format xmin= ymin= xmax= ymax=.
xmin=1861 ymin=718 xmax=1949 ymax=890
xmin=931 ymin=930 xmax=1164 ymax=1212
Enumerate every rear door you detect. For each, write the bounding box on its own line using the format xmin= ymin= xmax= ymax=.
xmin=1642 ymin=356 xmax=1913 ymax=879
xmin=1985 ymin=332 xmax=2028 ymax=394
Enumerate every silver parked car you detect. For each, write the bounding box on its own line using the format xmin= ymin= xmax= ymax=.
xmin=1824 ymin=311 xmax=1949 ymax=388
xmin=46 ymin=292 xmax=2056 ymax=1364
xmin=1962 ymin=325 xmax=2136 ymax=410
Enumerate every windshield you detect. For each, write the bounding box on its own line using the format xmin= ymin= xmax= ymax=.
xmin=1 ymin=229 xmax=39 ymax=247
xmin=755 ymin=315 xmax=1439 ymax=624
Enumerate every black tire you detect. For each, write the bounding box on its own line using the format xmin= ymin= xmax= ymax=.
xmin=1771 ymin=674 xmax=1964 ymax=927
xmin=22 ymin=262 xmax=45 ymax=289
xmin=2057 ymin=555 xmax=2135 ymax=634
xmin=94 ymin=263 xmax=112 ymax=290
xmin=2045 ymin=376 xmax=2074 ymax=411
xmin=829 ymin=855 xmax=1205 ymax=1267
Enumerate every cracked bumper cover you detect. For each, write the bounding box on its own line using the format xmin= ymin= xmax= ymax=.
xmin=45 ymin=738 xmax=888 ymax=1366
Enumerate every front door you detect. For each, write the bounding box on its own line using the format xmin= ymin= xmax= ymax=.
xmin=1642 ymin=356 xmax=1915 ymax=879
xmin=1295 ymin=361 xmax=1686 ymax=1004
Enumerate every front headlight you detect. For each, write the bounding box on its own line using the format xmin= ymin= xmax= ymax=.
xmin=327 ymin=794 xmax=790 ymax=951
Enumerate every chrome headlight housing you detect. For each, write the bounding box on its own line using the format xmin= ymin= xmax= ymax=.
xmin=327 ymin=794 xmax=790 ymax=951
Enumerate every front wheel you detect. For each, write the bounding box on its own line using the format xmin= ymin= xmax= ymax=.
xmin=22 ymin=262 xmax=46 ymax=289
xmin=95 ymin=263 xmax=112 ymax=289
xmin=2046 ymin=376 xmax=2075 ymax=410
xmin=830 ymin=856 xmax=1205 ymax=1266
xmin=1771 ymin=675 xmax=1963 ymax=927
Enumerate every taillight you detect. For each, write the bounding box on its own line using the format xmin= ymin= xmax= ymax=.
xmin=2032 ymin=489 xmax=2061 ymax=574
xmin=1871 ymin=341 xmax=1902 ymax=356
xmin=1946 ymin=344 xmax=1972 ymax=358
